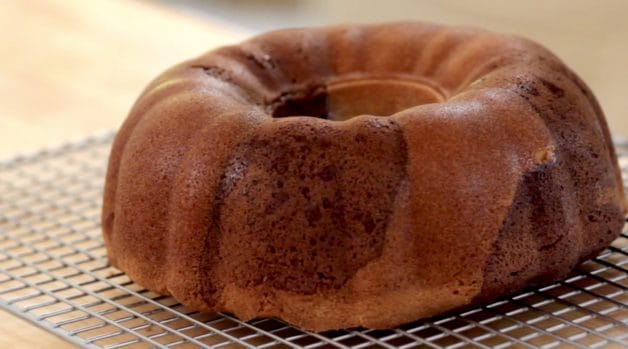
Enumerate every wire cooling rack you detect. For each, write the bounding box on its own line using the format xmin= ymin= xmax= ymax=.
xmin=0 ymin=132 xmax=626 ymax=349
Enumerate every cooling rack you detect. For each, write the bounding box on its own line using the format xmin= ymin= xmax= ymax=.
xmin=0 ymin=132 xmax=626 ymax=349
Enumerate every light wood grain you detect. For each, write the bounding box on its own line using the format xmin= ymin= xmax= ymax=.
xmin=0 ymin=0 xmax=247 ymax=157
xmin=0 ymin=309 xmax=76 ymax=348
xmin=0 ymin=0 xmax=245 ymax=346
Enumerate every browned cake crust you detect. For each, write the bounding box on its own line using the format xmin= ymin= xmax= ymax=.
xmin=102 ymin=22 xmax=626 ymax=331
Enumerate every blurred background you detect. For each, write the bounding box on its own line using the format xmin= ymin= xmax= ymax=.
xmin=1 ymin=0 xmax=627 ymax=157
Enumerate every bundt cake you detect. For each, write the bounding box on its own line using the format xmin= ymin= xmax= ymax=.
xmin=102 ymin=22 xmax=626 ymax=331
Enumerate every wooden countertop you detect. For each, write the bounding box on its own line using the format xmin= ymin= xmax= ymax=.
xmin=0 ymin=309 xmax=74 ymax=348
xmin=0 ymin=0 xmax=247 ymax=158
xmin=1 ymin=0 xmax=626 ymax=347
xmin=0 ymin=0 xmax=246 ymax=347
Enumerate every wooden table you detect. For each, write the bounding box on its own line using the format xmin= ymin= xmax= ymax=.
xmin=0 ymin=0 xmax=247 ymax=158
xmin=0 ymin=0 xmax=246 ymax=346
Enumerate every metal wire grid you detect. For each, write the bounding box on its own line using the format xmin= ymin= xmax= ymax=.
xmin=0 ymin=132 xmax=626 ymax=349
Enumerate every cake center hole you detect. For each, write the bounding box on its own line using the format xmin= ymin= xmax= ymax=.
xmin=271 ymin=78 xmax=444 ymax=121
